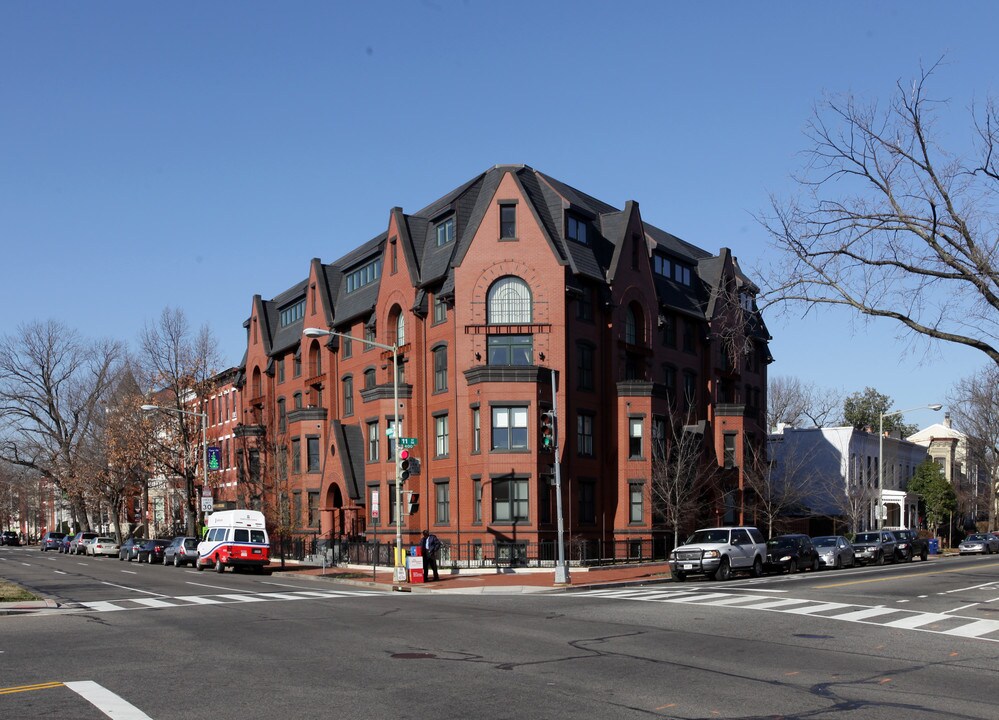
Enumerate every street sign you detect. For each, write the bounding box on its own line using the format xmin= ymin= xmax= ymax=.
xmin=207 ymin=446 xmax=221 ymax=471
xmin=386 ymin=427 xmax=395 ymax=438
xmin=200 ymin=496 xmax=213 ymax=512
xmin=399 ymin=437 xmax=418 ymax=449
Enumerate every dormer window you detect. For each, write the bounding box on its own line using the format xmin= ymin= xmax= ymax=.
xmin=279 ymin=299 xmax=305 ymax=327
xmin=653 ymin=254 xmax=692 ymax=286
xmin=345 ymin=258 xmax=381 ymax=293
xmin=567 ymin=215 xmax=588 ymax=245
xmin=436 ymin=217 xmax=455 ymax=247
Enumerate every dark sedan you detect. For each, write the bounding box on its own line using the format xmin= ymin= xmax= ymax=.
xmin=136 ymin=539 xmax=171 ymax=564
xmin=765 ymin=534 xmax=820 ymax=574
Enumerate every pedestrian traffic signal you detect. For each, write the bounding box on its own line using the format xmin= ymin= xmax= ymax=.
xmin=399 ymin=449 xmax=412 ymax=481
xmin=541 ymin=411 xmax=555 ymax=450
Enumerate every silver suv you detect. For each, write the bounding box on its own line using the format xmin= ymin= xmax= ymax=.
xmin=669 ymin=526 xmax=766 ymax=581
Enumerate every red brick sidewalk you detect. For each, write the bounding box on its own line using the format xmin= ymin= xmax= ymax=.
xmin=269 ymin=561 xmax=674 ymax=593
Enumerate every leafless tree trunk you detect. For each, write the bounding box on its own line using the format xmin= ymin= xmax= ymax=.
xmin=759 ymin=61 xmax=999 ymax=369
xmin=137 ymin=308 xmax=222 ymax=536
xmin=649 ymin=407 xmax=723 ymax=549
xmin=0 ymin=320 xmax=126 ymax=531
xmin=744 ymin=438 xmax=829 ymax=538
xmin=948 ymin=365 xmax=999 ymax=531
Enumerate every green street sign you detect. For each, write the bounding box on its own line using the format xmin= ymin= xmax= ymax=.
xmin=399 ymin=437 xmax=418 ymax=449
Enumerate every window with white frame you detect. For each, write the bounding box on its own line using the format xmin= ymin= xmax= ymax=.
xmin=435 ymin=216 xmax=454 ymax=247
xmin=436 ymin=481 xmax=450 ymax=524
xmin=435 ymin=415 xmax=449 ymax=457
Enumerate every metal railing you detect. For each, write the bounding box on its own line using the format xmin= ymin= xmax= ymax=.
xmin=272 ymin=534 xmax=673 ymax=569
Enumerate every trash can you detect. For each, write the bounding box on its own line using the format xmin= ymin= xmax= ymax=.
xmin=928 ymin=538 xmax=939 ymax=555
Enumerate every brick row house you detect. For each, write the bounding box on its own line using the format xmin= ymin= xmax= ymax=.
xmin=232 ymin=165 xmax=770 ymax=560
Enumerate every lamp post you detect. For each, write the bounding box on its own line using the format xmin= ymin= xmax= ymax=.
xmin=877 ymin=403 xmax=943 ymax=529
xmin=304 ymin=327 xmax=406 ymax=583
xmin=141 ymin=403 xmax=208 ymax=535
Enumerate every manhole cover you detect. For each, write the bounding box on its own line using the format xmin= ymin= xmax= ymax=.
xmin=391 ymin=652 xmax=437 ymax=660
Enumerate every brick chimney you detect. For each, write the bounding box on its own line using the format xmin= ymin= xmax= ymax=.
xmin=944 ymin=412 xmax=952 ymax=429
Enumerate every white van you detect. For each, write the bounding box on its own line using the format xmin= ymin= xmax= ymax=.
xmin=196 ymin=510 xmax=270 ymax=574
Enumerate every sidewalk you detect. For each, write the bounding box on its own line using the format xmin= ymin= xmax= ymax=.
xmin=268 ymin=561 xmax=675 ymax=594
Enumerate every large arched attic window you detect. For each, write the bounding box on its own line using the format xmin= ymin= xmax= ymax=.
xmin=486 ymin=276 xmax=533 ymax=365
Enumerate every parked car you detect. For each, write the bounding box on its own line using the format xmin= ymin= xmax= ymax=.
xmin=1 ymin=530 xmax=21 ymax=546
xmin=164 ymin=536 xmax=200 ymax=567
xmin=118 ymin=536 xmax=145 ymax=561
xmin=958 ymin=533 xmax=999 ymax=555
xmin=136 ymin=539 xmax=171 ymax=564
xmin=69 ymin=531 xmax=100 ymax=555
xmin=887 ymin=528 xmax=930 ymax=562
xmin=58 ymin=535 xmax=74 ymax=553
xmin=40 ymin=531 xmax=67 ymax=551
xmin=764 ymin=534 xmax=820 ymax=574
xmin=668 ymin=526 xmax=767 ymax=581
xmin=88 ymin=537 xmax=120 ymax=557
xmin=852 ymin=530 xmax=897 ymax=566
xmin=811 ymin=535 xmax=855 ymax=570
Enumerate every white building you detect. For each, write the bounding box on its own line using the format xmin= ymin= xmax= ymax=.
xmin=769 ymin=426 xmax=930 ymax=532
xmin=908 ymin=413 xmax=988 ymax=528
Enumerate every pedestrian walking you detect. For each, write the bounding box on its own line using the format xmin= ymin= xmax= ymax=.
xmin=421 ymin=529 xmax=441 ymax=581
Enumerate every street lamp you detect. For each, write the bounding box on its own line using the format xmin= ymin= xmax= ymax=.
xmin=304 ymin=327 xmax=406 ymax=583
xmin=877 ymin=403 xmax=943 ymax=529
xmin=141 ymin=403 xmax=209 ymax=535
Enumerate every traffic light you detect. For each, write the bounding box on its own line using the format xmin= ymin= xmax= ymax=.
xmin=541 ymin=411 xmax=555 ymax=450
xmin=399 ymin=449 xmax=412 ymax=481
xmin=405 ymin=491 xmax=419 ymax=514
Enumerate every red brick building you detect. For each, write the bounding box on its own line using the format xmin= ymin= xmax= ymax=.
xmin=233 ymin=165 xmax=770 ymax=559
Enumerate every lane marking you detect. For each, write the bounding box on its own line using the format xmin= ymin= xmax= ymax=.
xmin=186 ymin=581 xmax=248 ymax=592
xmin=131 ymin=598 xmax=175 ymax=608
xmin=65 ymin=680 xmax=153 ymax=719
xmin=946 ymin=619 xmax=999 ymax=638
xmin=829 ymin=607 xmax=899 ymax=622
xmin=816 ymin=563 xmax=999 ymax=588
xmin=53 ymin=570 xmax=67 ymax=575
xmin=947 ymin=603 xmax=982 ymax=614
xmin=100 ymin=581 xmax=165 ymax=597
xmin=0 ymin=681 xmax=63 ymax=695
xmin=883 ymin=613 xmax=954 ymax=629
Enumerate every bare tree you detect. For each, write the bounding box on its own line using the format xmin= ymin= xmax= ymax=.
xmin=81 ymin=367 xmax=154 ymax=542
xmin=768 ymin=376 xmax=844 ymax=430
xmin=744 ymin=437 xmax=829 ymax=538
xmin=136 ymin=308 xmax=222 ymax=535
xmin=948 ymin=364 xmax=999 ymax=530
xmin=0 ymin=320 xmax=126 ymax=531
xmin=650 ymin=408 xmax=723 ymax=549
xmin=759 ymin=61 xmax=999 ymax=368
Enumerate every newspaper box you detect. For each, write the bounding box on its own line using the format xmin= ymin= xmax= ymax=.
xmin=408 ymin=553 xmax=425 ymax=583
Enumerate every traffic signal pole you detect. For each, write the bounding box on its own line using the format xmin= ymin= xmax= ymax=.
xmin=550 ymin=368 xmax=570 ymax=585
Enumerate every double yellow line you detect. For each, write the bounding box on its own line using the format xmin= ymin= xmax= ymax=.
xmin=0 ymin=681 xmax=63 ymax=695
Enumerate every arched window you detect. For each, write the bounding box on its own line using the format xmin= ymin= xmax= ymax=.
xmin=252 ymin=367 xmax=262 ymax=397
xmin=625 ymin=306 xmax=637 ymax=345
xmin=309 ymin=340 xmax=322 ymax=376
xmin=486 ymin=276 xmax=533 ymax=366
xmin=277 ymin=397 xmax=287 ymax=433
xmin=393 ymin=307 xmax=405 ymax=347
xmin=487 ymin=276 xmax=532 ymax=324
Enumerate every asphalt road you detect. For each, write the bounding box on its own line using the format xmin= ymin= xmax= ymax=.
xmin=2 ymin=546 xmax=999 ymax=719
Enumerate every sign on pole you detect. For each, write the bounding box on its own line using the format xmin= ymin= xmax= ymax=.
xmin=201 ymin=495 xmax=213 ymax=512
xmin=207 ymin=446 xmax=221 ymax=472
xmin=399 ymin=437 xmax=418 ymax=449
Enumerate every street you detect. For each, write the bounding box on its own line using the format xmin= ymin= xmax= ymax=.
xmin=2 ymin=546 xmax=999 ymax=719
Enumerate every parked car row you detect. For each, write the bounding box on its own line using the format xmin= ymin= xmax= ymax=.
xmin=668 ymin=525 xmax=947 ymax=582
xmin=38 ymin=531 xmax=202 ymax=567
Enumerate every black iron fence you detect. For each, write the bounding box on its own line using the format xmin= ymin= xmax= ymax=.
xmin=271 ymin=534 xmax=673 ymax=569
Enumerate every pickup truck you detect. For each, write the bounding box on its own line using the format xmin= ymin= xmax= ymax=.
xmin=852 ymin=530 xmax=897 ymax=566
xmin=887 ymin=528 xmax=930 ymax=562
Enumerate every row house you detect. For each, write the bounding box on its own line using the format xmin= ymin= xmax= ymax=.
xmin=232 ymin=165 xmax=770 ymax=557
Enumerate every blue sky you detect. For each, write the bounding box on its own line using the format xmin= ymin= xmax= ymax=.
xmin=2 ymin=2 xmax=996 ymax=423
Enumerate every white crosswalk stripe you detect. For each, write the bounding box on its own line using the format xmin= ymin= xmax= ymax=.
xmin=74 ymin=588 xmax=382 ymax=613
xmin=571 ymin=587 xmax=999 ymax=642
